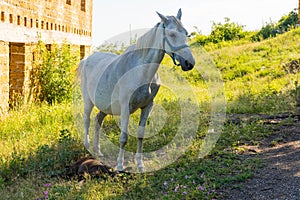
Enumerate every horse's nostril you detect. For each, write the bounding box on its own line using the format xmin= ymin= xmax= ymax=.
xmin=185 ymin=60 xmax=188 ymax=66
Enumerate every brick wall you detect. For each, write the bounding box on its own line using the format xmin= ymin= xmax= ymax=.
xmin=0 ymin=0 xmax=93 ymax=116
xmin=298 ymin=0 xmax=300 ymax=24
xmin=0 ymin=41 xmax=9 ymax=116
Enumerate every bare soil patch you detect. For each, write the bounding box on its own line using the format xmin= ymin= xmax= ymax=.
xmin=219 ymin=113 xmax=300 ymax=200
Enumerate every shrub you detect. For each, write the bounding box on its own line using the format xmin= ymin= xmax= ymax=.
xmin=191 ymin=18 xmax=246 ymax=46
xmin=30 ymin=40 xmax=79 ymax=104
xmin=277 ymin=9 xmax=298 ymax=32
xmin=191 ymin=34 xmax=210 ymax=46
xmin=209 ymin=18 xmax=246 ymax=43
xmin=252 ymin=9 xmax=298 ymax=41
xmin=252 ymin=21 xmax=277 ymax=41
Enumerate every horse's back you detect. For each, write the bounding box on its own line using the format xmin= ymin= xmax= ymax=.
xmin=79 ymin=52 xmax=118 ymax=105
xmin=83 ymin=52 xmax=117 ymax=70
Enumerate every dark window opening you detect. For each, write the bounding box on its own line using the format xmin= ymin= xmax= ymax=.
xmin=81 ymin=0 xmax=86 ymax=12
xmin=1 ymin=12 xmax=4 ymax=22
xmin=80 ymin=45 xmax=85 ymax=59
xmin=17 ymin=15 xmax=20 ymax=25
xmin=9 ymin=14 xmax=13 ymax=23
xmin=46 ymin=44 xmax=51 ymax=51
xmin=24 ymin=17 xmax=27 ymax=26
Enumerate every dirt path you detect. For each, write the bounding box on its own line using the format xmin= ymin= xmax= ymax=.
xmin=219 ymin=114 xmax=300 ymax=200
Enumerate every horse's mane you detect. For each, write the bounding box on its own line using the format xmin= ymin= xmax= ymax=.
xmin=135 ymin=23 xmax=163 ymax=50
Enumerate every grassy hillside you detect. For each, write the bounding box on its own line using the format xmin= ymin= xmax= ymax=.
xmin=195 ymin=27 xmax=300 ymax=114
xmin=0 ymin=28 xmax=299 ymax=199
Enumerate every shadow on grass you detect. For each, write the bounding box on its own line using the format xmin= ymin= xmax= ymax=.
xmin=227 ymin=85 xmax=298 ymax=114
xmin=0 ymin=129 xmax=88 ymax=185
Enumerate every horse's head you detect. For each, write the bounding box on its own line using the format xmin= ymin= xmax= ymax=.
xmin=157 ymin=9 xmax=195 ymax=71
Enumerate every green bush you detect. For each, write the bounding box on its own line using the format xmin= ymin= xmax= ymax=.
xmin=191 ymin=34 xmax=210 ymax=46
xmin=277 ymin=9 xmax=298 ymax=32
xmin=30 ymin=40 xmax=79 ymax=104
xmin=252 ymin=9 xmax=298 ymax=41
xmin=191 ymin=18 xmax=246 ymax=46
xmin=252 ymin=21 xmax=277 ymax=41
xmin=209 ymin=17 xmax=246 ymax=43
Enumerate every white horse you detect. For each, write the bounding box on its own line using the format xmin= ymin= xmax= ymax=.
xmin=78 ymin=9 xmax=195 ymax=172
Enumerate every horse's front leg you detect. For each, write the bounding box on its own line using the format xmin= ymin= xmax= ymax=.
xmin=94 ymin=111 xmax=107 ymax=157
xmin=136 ymin=102 xmax=153 ymax=173
xmin=116 ymin=106 xmax=129 ymax=171
xmin=83 ymin=100 xmax=93 ymax=149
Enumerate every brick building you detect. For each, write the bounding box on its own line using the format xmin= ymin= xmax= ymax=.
xmin=298 ymin=0 xmax=300 ymax=24
xmin=0 ymin=0 xmax=93 ymax=116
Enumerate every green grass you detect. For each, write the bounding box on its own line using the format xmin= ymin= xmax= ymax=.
xmin=0 ymin=103 xmax=265 ymax=199
xmin=0 ymin=28 xmax=299 ymax=199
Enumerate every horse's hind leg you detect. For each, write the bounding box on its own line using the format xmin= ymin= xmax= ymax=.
xmin=117 ymin=106 xmax=130 ymax=172
xmin=136 ymin=102 xmax=153 ymax=172
xmin=83 ymin=99 xmax=93 ymax=149
xmin=93 ymin=111 xmax=107 ymax=157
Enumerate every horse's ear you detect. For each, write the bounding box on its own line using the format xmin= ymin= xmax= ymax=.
xmin=156 ymin=11 xmax=168 ymax=24
xmin=176 ymin=8 xmax=182 ymax=20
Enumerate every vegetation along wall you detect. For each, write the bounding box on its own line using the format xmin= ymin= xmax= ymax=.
xmin=0 ymin=0 xmax=93 ymax=116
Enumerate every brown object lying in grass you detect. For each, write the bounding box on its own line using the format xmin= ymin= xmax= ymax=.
xmin=65 ymin=156 xmax=131 ymax=182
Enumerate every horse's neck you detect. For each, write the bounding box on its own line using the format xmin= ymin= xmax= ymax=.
xmin=142 ymin=47 xmax=164 ymax=64
xmin=135 ymin=25 xmax=165 ymax=69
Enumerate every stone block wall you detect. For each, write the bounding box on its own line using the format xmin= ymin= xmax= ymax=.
xmin=0 ymin=41 xmax=9 ymax=116
xmin=0 ymin=0 xmax=93 ymax=116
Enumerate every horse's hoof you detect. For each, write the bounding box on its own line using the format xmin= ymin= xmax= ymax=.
xmin=138 ymin=166 xmax=145 ymax=173
xmin=93 ymin=147 xmax=104 ymax=157
xmin=96 ymin=151 xmax=104 ymax=157
xmin=116 ymin=165 xmax=123 ymax=172
xmin=137 ymin=164 xmax=145 ymax=173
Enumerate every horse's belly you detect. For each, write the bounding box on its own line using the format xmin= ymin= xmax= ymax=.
xmin=129 ymin=83 xmax=160 ymax=112
xmin=94 ymin=83 xmax=159 ymax=115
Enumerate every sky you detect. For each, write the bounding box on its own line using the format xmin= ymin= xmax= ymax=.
xmin=92 ymin=0 xmax=298 ymax=47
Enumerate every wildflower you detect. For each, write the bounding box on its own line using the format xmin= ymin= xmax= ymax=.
xmin=44 ymin=183 xmax=51 ymax=187
xmin=170 ymin=178 xmax=174 ymax=182
xmin=184 ymin=175 xmax=189 ymax=179
xmin=198 ymin=185 xmax=204 ymax=191
xmin=44 ymin=191 xmax=49 ymax=199
xmin=183 ymin=191 xmax=187 ymax=195
xmin=192 ymin=180 xmax=196 ymax=185
xmin=163 ymin=181 xmax=167 ymax=187
xmin=174 ymin=185 xmax=179 ymax=192
xmin=183 ymin=185 xmax=187 ymax=189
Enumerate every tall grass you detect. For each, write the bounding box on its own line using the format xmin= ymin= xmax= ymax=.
xmin=0 ymin=28 xmax=299 ymax=199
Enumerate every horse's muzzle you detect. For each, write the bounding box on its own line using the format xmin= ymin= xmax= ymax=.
xmin=181 ymin=60 xmax=194 ymax=71
xmin=177 ymin=55 xmax=195 ymax=71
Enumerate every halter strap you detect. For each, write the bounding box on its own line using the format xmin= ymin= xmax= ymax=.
xmin=162 ymin=24 xmax=189 ymax=66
